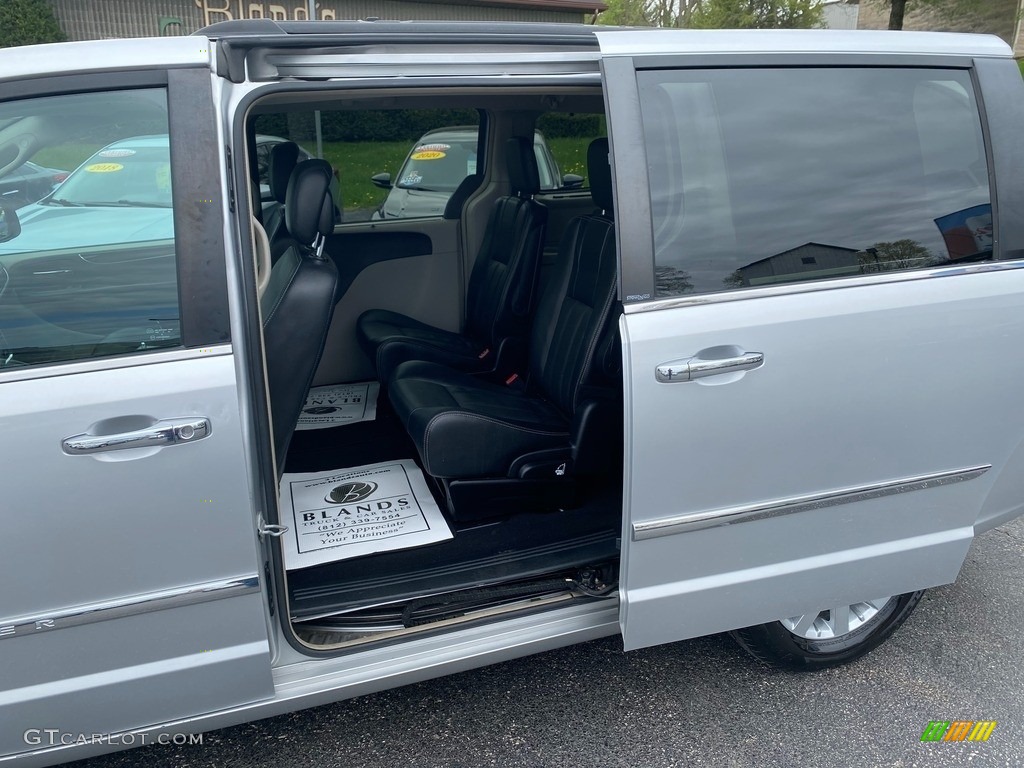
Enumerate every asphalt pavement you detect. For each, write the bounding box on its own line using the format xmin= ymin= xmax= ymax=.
xmin=75 ymin=517 xmax=1024 ymax=768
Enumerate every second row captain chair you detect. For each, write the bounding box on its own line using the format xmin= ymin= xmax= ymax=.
xmin=356 ymin=136 xmax=549 ymax=383
xmin=388 ymin=138 xmax=620 ymax=522
xmin=261 ymin=159 xmax=339 ymax=470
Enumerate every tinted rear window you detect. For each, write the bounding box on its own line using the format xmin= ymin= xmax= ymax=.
xmin=637 ymin=68 xmax=991 ymax=298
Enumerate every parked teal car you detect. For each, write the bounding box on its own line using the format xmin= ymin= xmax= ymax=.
xmin=0 ymin=133 xmax=324 ymax=255
xmin=0 ymin=135 xmax=174 ymax=254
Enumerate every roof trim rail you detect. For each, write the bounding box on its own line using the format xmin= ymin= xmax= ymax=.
xmin=196 ymin=19 xmax=606 ymax=43
xmin=200 ymin=21 xmax=603 ymax=83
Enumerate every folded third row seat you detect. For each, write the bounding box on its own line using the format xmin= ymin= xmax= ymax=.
xmin=388 ymin=138 xmax=619 ymax=521
xmin=356 ymin=136 xmax=548 ymax=382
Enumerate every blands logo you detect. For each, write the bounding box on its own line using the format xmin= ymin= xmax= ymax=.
xmin=325 ymin=481 xmax=378 ymax=505
xmin=920 ymin=720 xmax=997 ymax=742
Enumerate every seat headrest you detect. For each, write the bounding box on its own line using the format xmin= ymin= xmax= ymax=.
xmin=506 ymin=136 xmax=541 ymax=197
xmin=269 ymin=141 xmax=300 ymax=204
xmin=285 ymin=159 xmax=334 ymax=245
xmin=443 ymin=173 xmax=483 ymax=219
xmin=318 ymin=192 xmax=335 ymax=238
xmin=587 ymin=138 xmax=613 ymax=215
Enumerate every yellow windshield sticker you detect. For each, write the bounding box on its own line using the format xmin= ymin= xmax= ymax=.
xmin=411 ymin=150 xmax=446 ymax=161
xmin=85 ymin=163 xmax=123 ymax=173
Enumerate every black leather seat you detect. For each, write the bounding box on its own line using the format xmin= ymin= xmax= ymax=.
xmin=356 ymin=136 xmax=548 ymax=382
xmin=261 ymin=159 xmax=339 ymax=467
xmin=388 ymin=139 xmax=618 ymax=518
xmin=264 ymin=141 xmax=299 ymax=250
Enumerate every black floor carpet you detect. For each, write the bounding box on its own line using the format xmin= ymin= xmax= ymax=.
xmin=282 ymin=383 xmax=622 ymax=620
xmin=284 ymin=387 xmax=416 ymax=475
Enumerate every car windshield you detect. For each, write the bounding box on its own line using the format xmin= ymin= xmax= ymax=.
xmin=396 ymin=139 xmax=477 ymax=192
xmin=47 ymin=145 xmax=172 ymax=208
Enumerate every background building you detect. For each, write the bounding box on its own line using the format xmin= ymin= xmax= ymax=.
xmin=822 ymin=0 xmax=859 ymax=30
xmin=47 ymin=0 xmax=604 ymax=41
xmin=733 ymin=242 xmax=862 ymax=287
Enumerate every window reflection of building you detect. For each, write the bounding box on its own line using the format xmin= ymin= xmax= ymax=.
xmin=730 ymin=242 xmax=861 ymax=288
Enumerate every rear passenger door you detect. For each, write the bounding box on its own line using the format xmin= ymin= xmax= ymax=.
xmin=601 ymin=39 xmax=1024 ymax=649
xmin=0 ymin=43 xmax=273 ymax=758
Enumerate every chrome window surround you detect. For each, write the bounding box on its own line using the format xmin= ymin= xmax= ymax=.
xmin=0 ymin=343 xmax=231 ymax=384
xmin=623 ymin=259 xmax=1024 ymax=315
xmin=633 ymin=465 xmax=991 ymax=541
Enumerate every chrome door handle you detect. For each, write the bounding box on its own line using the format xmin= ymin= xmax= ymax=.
xmin=62 ymin=418 xmax=211 ymax=455
xmin=656 ymin=351 xmax=764 ymax=383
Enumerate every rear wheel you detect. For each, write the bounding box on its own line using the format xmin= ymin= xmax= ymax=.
xmin=729 ymin=591 xmax=925 ymax=670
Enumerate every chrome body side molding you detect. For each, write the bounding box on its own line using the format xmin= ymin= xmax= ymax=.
xmin=0 ymin=576 xmax=260 ymax=641
xmin=632 ymin=465 xmax=992 ymax=541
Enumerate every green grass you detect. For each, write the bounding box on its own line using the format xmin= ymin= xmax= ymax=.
xmin=320 ymin=140 xmax=409 ymax=215
xmin=32 ymin=143 xmax=102 ymax=171
xmin=320 ymin=136 xmax=595 ymax=216
xmin=547 ymin=137 xmax=591 ymax=182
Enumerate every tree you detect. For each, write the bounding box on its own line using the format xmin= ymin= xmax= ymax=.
xmin=655 ymin=265 xmax=694 ymax=295
xmin=0 ymin=0 xmax=66 ymax=48
xmin=1015 ymin=0 xmax=1024 ymax=57
xmin=600 ymin=0 xmax=822 ymax=28
xmin=858 ymin=240 xmax=934 ymax=272
xmin=599 ymin=0 xmax=705 ymax=28
xmin=691 ymin=0 xmax=824 ymax=28
xmin=722 ymin=269 xmax=746 ymax=288
xmin=870 ymin=0 xmax=990 ymax=31
xmin=888 ymin=0 xmax=909 ymax=28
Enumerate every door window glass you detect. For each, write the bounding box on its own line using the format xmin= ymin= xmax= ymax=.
xmin=0 ymin=88 xmax=177 ymax=368
xmin=637 ymin=68 xmax=991 ymax=298
xmin=536 ymin=112 xmax=606 ymax=191
xmin=252 ymin=108 xmax=480 ymax=222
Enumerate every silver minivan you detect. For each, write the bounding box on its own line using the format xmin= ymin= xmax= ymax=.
xmin=3 ymin=21 xmax=1024 ymax=767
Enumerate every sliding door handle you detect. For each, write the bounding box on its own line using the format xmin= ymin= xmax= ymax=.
xmin=62 ymin=418 xmax=211 ymax=455
xmin=656 ymin=351 xmax=764 ymax=383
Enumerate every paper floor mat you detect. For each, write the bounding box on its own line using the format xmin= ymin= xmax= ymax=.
xmin=296 ymin=381 xmax=379 ymax=430
xmin=279 ymin=459 xmax=452 ymax=570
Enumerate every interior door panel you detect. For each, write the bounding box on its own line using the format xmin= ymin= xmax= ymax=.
xmin=314 ymin=217 xmax=463 ymax=385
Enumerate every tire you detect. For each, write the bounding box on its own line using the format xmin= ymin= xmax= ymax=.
xmin=729 ymin=591 xmax=925 ymax=671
